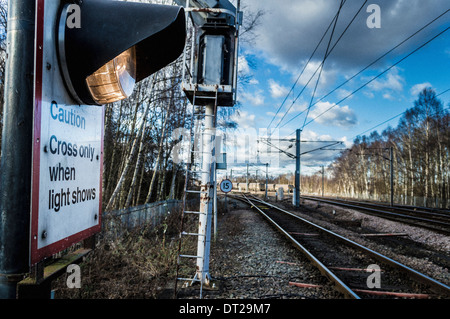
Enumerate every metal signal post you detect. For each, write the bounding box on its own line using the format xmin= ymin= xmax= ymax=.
xmin=174 ymin=0 xmax=242 ymax=297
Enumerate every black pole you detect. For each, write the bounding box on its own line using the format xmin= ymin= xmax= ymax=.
xmin=390 ymin=147 xmax=394 ymax=207
xmin=295 ymin=129 xmax=301 ymax=207
xmin=0 ymin=0 xmax=36 ymax=299
xmin=265 ymin=163 xmax=268 ymax=200
xmin=322 ymin=166 xmax=324 ymax=197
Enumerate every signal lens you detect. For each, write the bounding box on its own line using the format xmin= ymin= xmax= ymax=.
xmin=86 ymin=46 xmax=136 ymax=104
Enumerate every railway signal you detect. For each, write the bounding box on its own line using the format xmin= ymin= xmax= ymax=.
xmin=58 ymin=0 xmax=186 ymax=105
xmin=173 ymin=0 xmax=242 ymax=296
xmin=0 ymin=0 xmax=186 ymax=299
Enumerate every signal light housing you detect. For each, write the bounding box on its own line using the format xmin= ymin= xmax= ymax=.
xmin=57 ymin=0 xmax=186 ymax=105
xmin=86 ymin=46 xmax=137 ymax=105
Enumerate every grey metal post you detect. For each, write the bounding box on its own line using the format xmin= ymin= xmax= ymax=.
xmin=246 ymin=163 xmax=249 ymax=192
xmin=390 ymin=147 xmax=394 ymax=207
xmin=265 ymin=163 xmax=268 ymax=200
xmin=295 ymin=129 xmax=301 ymax=207
xmin=0 ymin=0 xmax=36 ymax=299
xmin=322 ymin=166 xmax=325 ymax=197
xmin=213 ymin=164 xmax=217 ymax=241
xmin=196 ymin=104 xmax=216 ymax=287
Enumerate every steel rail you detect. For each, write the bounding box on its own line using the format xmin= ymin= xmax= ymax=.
xmin=242 ymin=194 xmax=450 ymax=297
xmin=301 ymin=195 xmax=450 ymax=234
xmin=304 ymin=195 xmax=450 ymax=219
xmin=238 ymin=194 xmax=360 ymax=299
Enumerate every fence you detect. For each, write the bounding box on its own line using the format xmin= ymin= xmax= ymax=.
xmin=102 ymin=200 xmax=182 ymax=240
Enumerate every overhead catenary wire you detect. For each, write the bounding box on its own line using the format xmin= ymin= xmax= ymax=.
xmin=283 ymin=24 xmax=450 ymax=140
xmin=279 ymin=88 xmax=450 ymax=160
xmin=280 ymin=8 xmax=450 ymax=130
xmin=271 ymin=0 xmax=368 ymax=134
xmin=266 ymin=0 xmax=349 ymax=131
xmin=301 ymin=26 xmax=450 ymax=129
xmin=302 ymin=0 xmax=346 ymax=131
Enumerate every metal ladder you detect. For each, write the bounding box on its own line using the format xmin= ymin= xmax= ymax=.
xmin=174 ymin=87 xmax=219 ymax=299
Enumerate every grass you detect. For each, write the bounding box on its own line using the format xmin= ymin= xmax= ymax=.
xmin=53 ymin=206 xmax=198 ymax=299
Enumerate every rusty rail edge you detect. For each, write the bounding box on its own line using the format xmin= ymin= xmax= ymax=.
xmin=246 ymin=194 xmax=450 ymax=297
xmin=238 ymin=194 xmax=361 ymax=299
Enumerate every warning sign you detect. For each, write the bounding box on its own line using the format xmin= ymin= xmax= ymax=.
xmin=30 ymin=0 xmax=104 ymax=265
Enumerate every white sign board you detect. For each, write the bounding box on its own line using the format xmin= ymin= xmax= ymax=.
xmin=220 ymin=179 xmax=233 ymax=193
xmin=30 ymin=0 xmax=104 ymax=265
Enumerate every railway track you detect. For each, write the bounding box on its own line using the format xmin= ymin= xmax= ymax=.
xmin=233 ymin=194 xmax=450 ymax=299
xmin=301 ymin=195 xmax=450 ymax=235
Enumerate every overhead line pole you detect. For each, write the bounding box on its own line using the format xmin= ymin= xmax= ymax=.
xmin=390 ymin=147 xmax=394 ymax=207
xmin=295 ymin=129 xmax=301 ymax=207
xmin=260 ymin=134 xmax=343 ymax=208
xmin=265 ymin=163 xmax=269 ymax=200
xmin=322 ymin=165 xmax=325 ymax=197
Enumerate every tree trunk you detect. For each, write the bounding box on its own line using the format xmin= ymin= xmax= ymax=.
xmin=145 ymin=104 xmax=170 ymax=203
xmin=105 ymin=76 xmax=155 ymax=211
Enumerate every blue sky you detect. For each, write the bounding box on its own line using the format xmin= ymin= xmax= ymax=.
xmin=222 ymin=0 xmax=450 ymax=178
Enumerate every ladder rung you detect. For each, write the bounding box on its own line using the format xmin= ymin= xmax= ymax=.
xmin=198 ymin=96 xmax=217 ymax=99
xmin=184 ymin=211 xmax=206 ymax=215
xmin=194 ymin=113 xmax=215 ymax=117
xmin=177 ymin=277 xmax=201 ymax=282
xmin=185 ymin=190 xmax=208 ymax=194
xmin=182 ymin=231 xmax=205 ymax=237
xmin=179 ymin=254 xmax=203 ymax=259
xmin=188 ymin=170 xmax=210 ymax=174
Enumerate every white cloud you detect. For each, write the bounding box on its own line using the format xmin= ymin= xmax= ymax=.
xmin=239 ymin=90 xmax=265 ymax=106
xmin=268 ymin=79 xmax=289 ymax=98
xmin=244 ymin=0 xmax=449 ymax=72
xmin=382 ymin=93 xmax=396 ymax=100
xmin=410 ymin=82 xmax=432 ymax=97
xmin=309 ymin=102 xmax=357 ymax=127
xmin=368 ymin=67 xmax=404 ymax=92
xmin=337 ymin=89 xmax=353 ymax=100
xmin=297 ymin=60 xmax=337 ymax=90
xmin=301 ymin=129 xmax=333 ymax=141
xmin=238 ymin=55 xmax=250 ymax=76
xmin=230 ymin=111 xmax=256 ymax=129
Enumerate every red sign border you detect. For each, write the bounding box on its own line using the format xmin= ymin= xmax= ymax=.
xmin=30 ymin=0 xmax=104 ymax=265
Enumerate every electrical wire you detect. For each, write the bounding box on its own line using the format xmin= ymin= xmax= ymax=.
xmin=266 ymin=0 xmax=348 ymax=131
xmin=302 ymin=0 xmax=346 ymax=131
xmin=272 ymin=0 xmax=368 ymax=133
xmin=280 ymin=8 xmax=450 ymax=130
xmin=302 ymin=26 xmax=450 ymax=129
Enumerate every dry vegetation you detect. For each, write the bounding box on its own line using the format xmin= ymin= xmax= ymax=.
xmin=53 ymin=207 xmax=195 ymax=299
